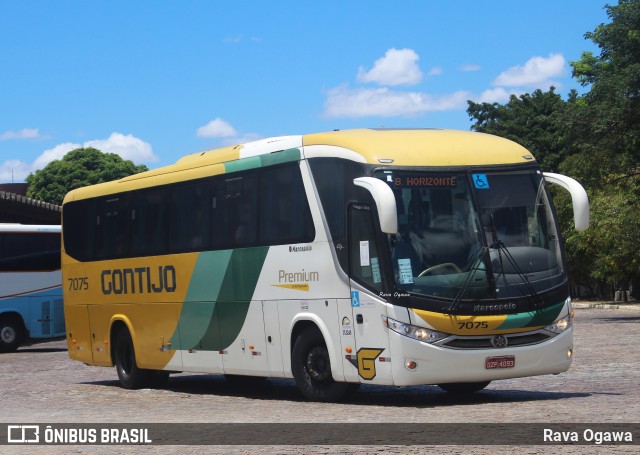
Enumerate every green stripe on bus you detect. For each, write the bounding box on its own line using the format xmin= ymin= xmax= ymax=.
xmin=526 ymin=300 xmax=565 ymax=327
xmin=260 ymin=148 xmax=301 ymax=167
xmin=223 ymin=148 xmax=301 ymax=173
xmin=496 ymin=300 xmax=565 ymax=330
xmin=174 ymin=246 xmax=270 ymax=351
xmin=217 ymin=246 xmax=269 ymax=349
xmin=225 ymin=156 xmax=262 ymax=173
xmin=171 ymin=250 xmax=233 ymax=349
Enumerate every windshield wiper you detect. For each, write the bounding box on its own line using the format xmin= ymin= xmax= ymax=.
xmin=488 ymin=214 xmax=543 ymax=308
xmin=445 ymin=245 xmax=489 ymax=313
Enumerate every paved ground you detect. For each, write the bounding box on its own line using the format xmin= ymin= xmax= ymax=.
xmin=1 ymin=305 xmax=639 ymax=454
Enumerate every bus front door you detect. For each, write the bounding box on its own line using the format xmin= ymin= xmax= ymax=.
xmin=348 ymin=204 xmax=392 ymax=384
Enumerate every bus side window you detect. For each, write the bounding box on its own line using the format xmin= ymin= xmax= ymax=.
xmin=96 ymin=197 xmax=129 ymax=259
xmin=64 ymin=201 xmax=96 ymax=261
xmin=211 ymin=173 xmax=259 ymax=248
xmin=211 ymin=178 xmax=226 ymax=249
xmin=259 ymin=163 xmax=315 ymax=245
xmin=131 ymin=188 xmax=168 ymax=256
xmin=169 ymin=183 xmax=211 ymax=252
xmin=228 ymin=175 xmax=258 ymax=245
xmin=0 ymin=232 xmax=61 ymax=271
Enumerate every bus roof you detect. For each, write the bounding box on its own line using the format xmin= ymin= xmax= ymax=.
xmin=63 ymin=129 xmax=535 ymax=203
xmin=303 ymin=129 xmax=533 ymax=166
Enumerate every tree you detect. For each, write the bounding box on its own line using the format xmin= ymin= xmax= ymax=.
xmin=26 ymin=148 xmax=148 ymax=205
xmin=565 ymin=0 xmax=640 ymax=298
xmin=467 ymin=88 xmax=574 ymax=172
xmin=555 ymin=178 xmax=640 ymax=300
xmin=568 ymin=0 xmax=640 ymax=182
xmin=467 ymin=0 xmax=640 ymax=299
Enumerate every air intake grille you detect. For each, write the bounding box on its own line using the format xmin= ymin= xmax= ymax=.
xmin=440 ymin=331 xmax=551 ymax=350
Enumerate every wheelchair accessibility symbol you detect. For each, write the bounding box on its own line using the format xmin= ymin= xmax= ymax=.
xmin=472 ymin=174 xmax=489 ymax=189
xmin=351 ymin=291 xmax=360 ymax=307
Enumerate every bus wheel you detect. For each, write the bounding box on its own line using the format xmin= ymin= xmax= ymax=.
xmin=291 ymin=327 xmax=351 ymax=402
xmin=437 ymin=381 xmax=491 ymax=394
xmin=0 ymin=316 xmax=24 ymax=353
xmin=113 ymin=328 xmax=152 ymax=389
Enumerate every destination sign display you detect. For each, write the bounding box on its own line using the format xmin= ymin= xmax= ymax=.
xmin=392 ymin=175 xmax=458 ymax=188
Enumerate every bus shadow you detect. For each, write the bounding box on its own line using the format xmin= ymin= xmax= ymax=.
xmin=16 ymin=347 xmax=68 ymax=353
xmin=349 ymin=386 xmax=593 ymax=408
xmin=83 ymin=374 xmax=593 ymax=408
xmin=17 ymin=339 xmax=67 ymax=353
xmin=598 ymin=315 xmax=640 ymax=323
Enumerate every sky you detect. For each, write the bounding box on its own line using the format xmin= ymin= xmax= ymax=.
xmin=0 ymin=1 xmax=611 ymax=183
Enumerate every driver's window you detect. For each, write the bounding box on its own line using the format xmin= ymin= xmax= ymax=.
xmin=349 ymin=204 xmax=384 ymax=292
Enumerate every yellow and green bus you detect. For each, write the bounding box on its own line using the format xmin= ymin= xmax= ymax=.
xmin=62 ymin=128 xmax=589 ymax=401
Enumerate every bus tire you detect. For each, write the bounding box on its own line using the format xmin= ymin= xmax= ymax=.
xmin=437 ymin=381 xmax=491 ymax=394
xmin=291 ymin=327 xmax=351 ymax=402
xmin=0 ymin=315 xmax=24 ymax=353
xmin=113 ymin=328 xmax=153 ymax=389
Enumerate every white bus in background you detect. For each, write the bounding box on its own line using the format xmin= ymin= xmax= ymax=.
xmin=0 ymin=224 xmax=64 ymax=352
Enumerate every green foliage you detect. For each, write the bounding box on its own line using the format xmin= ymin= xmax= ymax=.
xmin=467 ymin=88 xmax=574 ymax=172
xmin=571 ymin=51 xmax=600 ymax=86
xmin=559 ymin=180 xmax=640 ymax=292
xmin=468 ymin=0 xmax=640 ymax=298
xmin=587 ymin=184 xmax=640 ymax=284
xmin=25 ymin=147 xmax=148 ymax=205
xmin=569 ymin=0 xmax=640 ymax=179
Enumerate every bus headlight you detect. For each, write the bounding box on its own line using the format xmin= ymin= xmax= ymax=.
xmin=383 ymin=316 xmax=447 ymax=343
xmin=545 ymin=314 xmax=572 ymax=334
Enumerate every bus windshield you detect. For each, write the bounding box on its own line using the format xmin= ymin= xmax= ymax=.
xmin=377 ymin=169 xmax=565 ymax=301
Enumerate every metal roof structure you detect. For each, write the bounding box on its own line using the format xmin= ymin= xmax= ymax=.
xmin=0 ymin=191 xmax=61 ymax=224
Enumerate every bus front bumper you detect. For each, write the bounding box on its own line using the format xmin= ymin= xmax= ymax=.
xmin=388 ymin=328 xmax=573 ymax=386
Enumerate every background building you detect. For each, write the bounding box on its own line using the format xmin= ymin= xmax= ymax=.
xmin=0 ymin=184 xmax=61 ymax=224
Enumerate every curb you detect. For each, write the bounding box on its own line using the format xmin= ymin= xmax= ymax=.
xmin=573 ymin=302 xmax=640 ymax=311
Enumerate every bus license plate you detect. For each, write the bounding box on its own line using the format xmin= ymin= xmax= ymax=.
xmin=485 ymin=356 xmax=515 ymax=369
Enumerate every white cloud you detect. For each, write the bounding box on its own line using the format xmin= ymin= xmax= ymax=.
xmin=0 ymin=133 xmax=156 ymax=183
xmin=0 ymin=128 xmax=41 ymax=141
xmin=357 ymin=48 xmax=423 ymax=86
xmin=197 ymin=118 xmax=238 ymax=138
xmin=223 ymin=35 xmax=244 ymax=44
xmin=460 ymin=64 xmax=481 ymax=72
xmin=85 ymin=133 xmax=157 ymax=163
xmin=475 ymin=88 xmax=514 ymax=104
xmin=221 ymin=132 xmax=262 ymax=146
xmin=493 ymin=53 xmax=566 ymax=88
xmin=324 ymin=84 xmax=471 ymax=118
xmin=32 ymin=142 xmax=81 ymax=170
xmin=321 ymin=51 xmax=569 ymax=120
xmin=0 ymin=159 xmax=31 ymax=183
xmin=223 ymin=34 xmax=261 ymax=44
xmin=196 ymin=117 xmax=262 ymax=147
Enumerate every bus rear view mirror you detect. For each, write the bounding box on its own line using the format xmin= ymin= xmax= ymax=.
xmin=543 ymin=172 xmax=590 ymax=232
xmin=353 ymin=177 xmax=398 ymax=234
